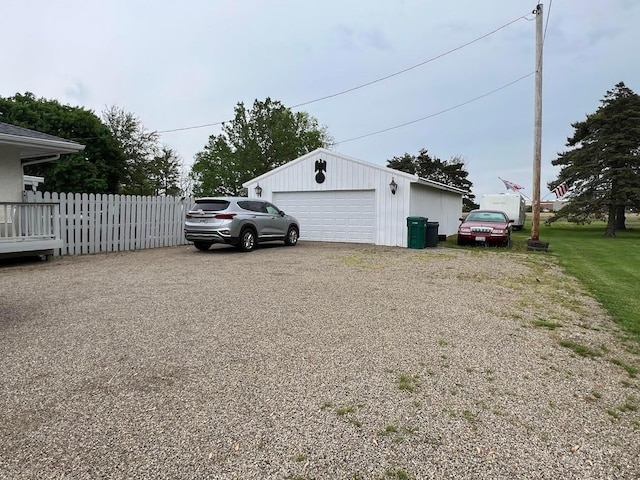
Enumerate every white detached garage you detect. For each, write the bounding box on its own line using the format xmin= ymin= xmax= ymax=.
xmin=243 ymin=148 xmax=464 ymax=248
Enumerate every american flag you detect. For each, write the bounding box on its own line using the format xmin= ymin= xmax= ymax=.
xmin=499 ymin=177 xmax=524 ymax=192
xmin=553 ymin=182 xmax=569 ymax=198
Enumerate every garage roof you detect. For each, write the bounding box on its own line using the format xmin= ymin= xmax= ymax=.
xmin=244 ymin=148 xmax=467 ymax=195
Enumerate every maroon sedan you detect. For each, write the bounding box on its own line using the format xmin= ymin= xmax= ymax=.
xmin=457 ymin=209 xmax=513 ymax=247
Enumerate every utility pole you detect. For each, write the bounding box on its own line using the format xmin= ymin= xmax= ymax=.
xmin=530 ymin=3 xmax=543 ymax=242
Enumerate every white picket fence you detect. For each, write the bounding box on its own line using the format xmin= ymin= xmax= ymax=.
xmin=24 ymin=191 xmax=194 ymax=256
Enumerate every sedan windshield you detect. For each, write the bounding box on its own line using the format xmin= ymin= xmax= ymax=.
xmin=465 ymin=212 xmax=507 ymax=223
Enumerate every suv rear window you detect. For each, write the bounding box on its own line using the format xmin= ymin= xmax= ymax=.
xmin=191 ymin=200 xmax=230 ymax=212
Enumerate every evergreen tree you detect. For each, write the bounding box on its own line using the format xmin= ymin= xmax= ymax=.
xmin=549 ymin=82 xmax=640 ymax=236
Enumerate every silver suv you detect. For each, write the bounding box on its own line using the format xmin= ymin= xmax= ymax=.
xmin=184 ymin=197 xmax=300 ymax=252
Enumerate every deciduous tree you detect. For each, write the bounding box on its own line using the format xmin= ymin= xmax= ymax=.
xmin=190 ymin=98 xmax=332 ymax=196
xmin=102 ymin=105 xmax=160 ymax=195
xmin=149 ymin=146 xmax=181 ymax=196
xmin=0 ymin=92 xmax=124 ymax=193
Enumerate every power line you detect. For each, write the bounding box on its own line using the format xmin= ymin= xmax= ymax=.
xmin=288 ymin=13 xmax=531 ymax=109
xmin=543 ymin=0 xmax=553 ymax=42
xmin=157 ymin=121 xmax=225 ymax=134
xmin=334 ymin=72 xmax=535 ymax=145
xmin=155 ymin=11 xmax=531 ymax=135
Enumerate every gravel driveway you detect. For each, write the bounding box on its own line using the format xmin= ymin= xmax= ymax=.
xmin=1 ymin=242 xmax=639 ymax=479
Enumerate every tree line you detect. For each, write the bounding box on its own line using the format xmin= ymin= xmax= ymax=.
xmin=2 ymin=93 xmax=476 ymax=208
xmin=0 ymin=93 xmax=184 ymax=196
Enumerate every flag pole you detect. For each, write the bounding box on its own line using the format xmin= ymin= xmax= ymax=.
xmin=518 ymin=191 xmax=532 ymax=202
xmin=498 ymin=177 xmax=531 ymax=201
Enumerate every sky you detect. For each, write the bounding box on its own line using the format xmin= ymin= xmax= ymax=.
xmin=2 ymin=0 xmax=639 ymax=200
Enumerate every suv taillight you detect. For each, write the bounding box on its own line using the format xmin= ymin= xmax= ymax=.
xmin=215 ymin=213 xmax=237 ymax=219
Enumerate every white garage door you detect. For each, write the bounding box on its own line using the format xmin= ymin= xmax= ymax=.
xmin=272 ymin=190 xmax=376 ymax=243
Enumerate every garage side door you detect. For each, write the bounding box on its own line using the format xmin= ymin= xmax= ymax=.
xmin=272 ymin=191 xmax=376 ymax=243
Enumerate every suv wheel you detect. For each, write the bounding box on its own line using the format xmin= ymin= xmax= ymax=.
xmin=238 ymin=228 xmax=256 ymax=252
xmin=285 ymin=227 xmax=298 ymax=246
xmin=194 ymin=242 xmax=212 ymax=251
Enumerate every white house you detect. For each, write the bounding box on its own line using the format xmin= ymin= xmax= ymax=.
xmin=0 ymin=122 xmax=84 ymax=202
xmin=0 ymin=121 xmax=84 ymax=256
xmin=242 ymin=148 xmax=465 ymax=247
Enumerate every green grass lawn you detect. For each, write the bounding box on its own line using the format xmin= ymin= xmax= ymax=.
xmin=446 ymin=214 xmax=640 ymax=340
xmin=514 ymin=215 xmax=640 ymax=340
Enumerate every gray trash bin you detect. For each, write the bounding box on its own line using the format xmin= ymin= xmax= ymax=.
xmin=425 ymin=222 xmax=439 ymax=247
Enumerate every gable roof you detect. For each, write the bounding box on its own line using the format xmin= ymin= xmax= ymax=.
xmin=0 ymin=121 xmax=85 ymax=160
xmin=244 ymin=148 xmax=466 ymax=195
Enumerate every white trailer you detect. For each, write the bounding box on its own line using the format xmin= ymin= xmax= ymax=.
xmin=479 ymin=193 xmax=526 ymax=230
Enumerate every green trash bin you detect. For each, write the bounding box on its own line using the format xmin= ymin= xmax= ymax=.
xmin=426 ymin=221 xmax=439 ymax=247
xmin=406 ymin=216 xmax=427 ymax=249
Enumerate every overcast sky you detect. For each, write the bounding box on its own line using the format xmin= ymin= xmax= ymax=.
xmin=2 ymin=0 xmax=639 ymax=199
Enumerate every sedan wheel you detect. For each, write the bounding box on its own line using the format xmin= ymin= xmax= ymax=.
xmin=239 ymin=229 xmax=256 ymax=252
xmin=285 ymin=227 xmax=298 ymax=246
